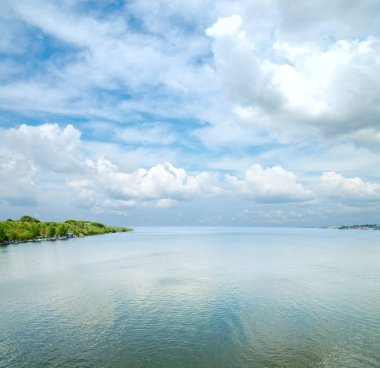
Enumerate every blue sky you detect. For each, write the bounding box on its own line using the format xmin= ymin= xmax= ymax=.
xmin=2 ymin=0 xmax=380 ymax=226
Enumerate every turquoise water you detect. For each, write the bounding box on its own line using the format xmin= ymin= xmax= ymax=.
xmin=1 ymin=227 xmax=380 ymax=367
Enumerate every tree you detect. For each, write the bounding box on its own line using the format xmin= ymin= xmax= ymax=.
xmin=47 ymin=225 xmax=56 ymax=238
xmin=30 ymin=223 xmax=41 ymax=238
xmin=19 ymin=215 xmax=40 ymax=223
xmin=7 ymin=230 xmax=17 ymax=241
xmin=58 ymin=224 xmax=67 ymax=237
xmin=0 ymin=225 xmax=7 ymax=243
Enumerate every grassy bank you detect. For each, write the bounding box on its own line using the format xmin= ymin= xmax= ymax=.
xmin=0 ymin=216 xmax=132 ymax=245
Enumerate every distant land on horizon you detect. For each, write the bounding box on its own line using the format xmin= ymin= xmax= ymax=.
xmin=335 ymin=224 xmax=380 ymax=230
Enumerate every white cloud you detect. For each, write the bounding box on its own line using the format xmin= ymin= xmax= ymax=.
xmin=206 ymin=15 xmax=243 ymax=38
xmin=90 ymin=159 xmax=220 ymax=200
xmin=206 ymin=15 xmax=281 ymax=108
xmin=70 ymin=160 xmax=222 ymax=210
xmin=0 ymin=123 xmax=83 ymax=208
xmin=320 ymin=172 xmax=380 ymax=201
xmin=197 ymin=15 xmax=380 ymax=150
xmin=0 ymin=123 xmax=82 ymax=172
xmin=271 ymin=37 xmax=380 ymax=134
xmin=226 ymin=164 xmax=313 ymax=202
xmin=0 ymin=156 xmax=38 ymax=206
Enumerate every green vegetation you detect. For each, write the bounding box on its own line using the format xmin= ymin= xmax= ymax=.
xmin=0 ymin=216 xmax=132 ymax=245
xmin=19 ymin=215 xmax=40 ymax=223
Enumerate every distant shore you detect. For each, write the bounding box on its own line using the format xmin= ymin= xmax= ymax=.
xmin=336 ymin=224 xmax=380 ymax=231
xmin=0 ymin=216 xmax=132 ymax=246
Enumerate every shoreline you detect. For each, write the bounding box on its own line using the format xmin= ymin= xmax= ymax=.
xmin=1 ymin=231 xmax=130 ymax=246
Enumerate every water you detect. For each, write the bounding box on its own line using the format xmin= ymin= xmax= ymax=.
xmin=1 ymin=227 xmax=380 ymax=368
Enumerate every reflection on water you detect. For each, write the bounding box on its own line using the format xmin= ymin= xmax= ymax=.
xmin=1 ymin=227 xmax=380 ymax=367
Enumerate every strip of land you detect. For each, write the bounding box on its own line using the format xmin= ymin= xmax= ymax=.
xmin=337 ymin=224 xmax=380 ymax=230
xmin=0 ymin=216 xmax=132 ymax=245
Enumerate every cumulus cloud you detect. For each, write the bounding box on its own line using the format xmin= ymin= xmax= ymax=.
xmin=0 ymin=156 xmax=38 ymax=206
xmin=197 ymin=14 xmax=380 ymax=149
xmin=320 ymin=172 xmax=380 ymax=201
xmin=70 ymin=159 xmax=221 ymax=208
xmin=0 ymin=123 xmax=82 ymax=207
xmin=226 ymin=164 xmax=313 ymax=202
xmin=0 ymin=123 xmax=82 ymax=172
xmin=0 ymin=123 xmax=222 ymax=212
xmin=81 ymin=160 xmax=221 ymax=206
xmin=206 ymin=15 xmax=282 ymax=109
xmin=272 ymin=37 xmax=380 ymax=137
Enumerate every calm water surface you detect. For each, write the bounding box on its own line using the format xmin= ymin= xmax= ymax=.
xmin=1 ymin=227 xmax=380 ymax=367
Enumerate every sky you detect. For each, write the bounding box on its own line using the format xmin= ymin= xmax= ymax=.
xmin=1 ymin=0 xmax=380 ymax=226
